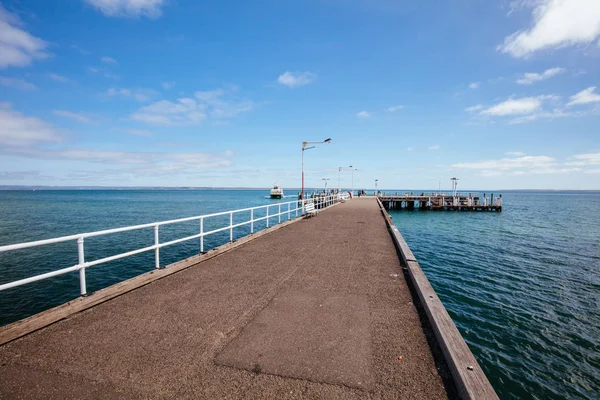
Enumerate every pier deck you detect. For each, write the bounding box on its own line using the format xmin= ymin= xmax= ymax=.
xmin=0 ymin=198 xmax=451 ymax=399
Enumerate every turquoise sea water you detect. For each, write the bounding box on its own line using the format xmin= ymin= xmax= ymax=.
xmin=0 ymin=190 xmax=598 ymax=399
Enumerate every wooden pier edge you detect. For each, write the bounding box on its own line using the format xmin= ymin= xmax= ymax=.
xmin=376 ymin=198 xmax=499 ymax=400
xmin=0 ymin=201 xmax=344 ymax=346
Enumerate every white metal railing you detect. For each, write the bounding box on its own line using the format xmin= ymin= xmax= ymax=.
xmin=0 ymin=193 xmax=346 ymax=297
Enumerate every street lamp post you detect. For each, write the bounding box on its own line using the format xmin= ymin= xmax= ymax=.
xmin=338 ymin=165 xmax=353 ymax=192
xmin=322 ymin=178 xmax=330 ymax=191
xmin=302 ymin=138 xmax=332 ymax=203
xmin=375 ymin=179 xmax=378 ymax=194
xmin=350 ymin=166 xmax=357 ymax=196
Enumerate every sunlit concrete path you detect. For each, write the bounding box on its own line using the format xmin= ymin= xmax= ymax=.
xmin=0 ymin=198 xmax=450 ymax=399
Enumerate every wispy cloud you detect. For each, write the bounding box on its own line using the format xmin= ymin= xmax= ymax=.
xmin=84 ymin=0 xmax=168 ymax=19
xmin=0 ymin=76 xmax=36 ymax=90
xmin=277 ymin=71 xmax=316 ymax=88
xmin=53 ymin=110 xmax=93 ymax=124
xmin=407 ymin=147 xmax=415 ymax=151
xmin=107 ymin=87 xmax=157 ymax=102
xmin=469 ymin=82 xmax=480 ymax=89
xmin=162 ymin=81 xmax=176 ymax=90
xmin=101 ymin=56 xmax=117 ymax=64
xmin=452 ymin=152 xmax=595 ymax=176
xmin=0 ymin=4 xmax=49 ymax=69
xmin=480 ymin=96 xmax=558 ymax=116
xmin=428 ymin=145 xmax=440 ymax=150
xmin=505 ymin=151 xmax=526 ymax=156
xmin=387 ymin=105 xmax=404 ymax=112
xmin=465 ymin=104 xmax=484 ymax=112
xmin=0 ymin=103 xmax=62 ymax=147
xmin=356 ymin=111 xmax=371 ymax=118
xmin=567 ymin=86 xmax=600 ymax=106
xmin=131 ymin=86 xmax=252 ymax=126
xmin=498 ymin=0 xmax=600 ymax=57
xmin=565 ymin=152 xmax=600 ymax=167
xmin=48 ymin=73 xmax=70 ymax=83
xmin=516 ymin=67 xmax=565 ymax=84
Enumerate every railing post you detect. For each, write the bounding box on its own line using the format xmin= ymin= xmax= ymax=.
xmin=278 ymin=204 xmax=281 ymax=223
xmin=77 ymin=237 xmax=86 ymax=296
xmin=154 ymin=224 xmax=160 ymax=269
xmin=266 ymin=206 xmax=269 ymax=227
xmin=287 ymin=202 xmax=290 ymax=220
xmin=200 ymin=217 xmax=204 ymax=253
xmin=229 ymin=212 xmax=233 ymax=242
xmin=251 ymin=208 xmax=254 ymax=233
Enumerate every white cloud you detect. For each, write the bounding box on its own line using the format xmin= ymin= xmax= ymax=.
xmin=465 ymin=104 xmax=484 ymax=112
xmin=565 ymin=152 xmax=600 ymax=166
xmin=0 ymin=5 xmax=48 ymax=69
xmin=131 ymin=84 xmax=256 ymax=125
xmin=407 ymin=147 xmax=415 ymax=151
xmin=101 ymin=56 xmax=117 ymax=64
xmin=567 ymin=86 xmax=600 ymax=106
xmin=508 ymin=108 xmax=582 ymax=124
xmin=107 ymin=87 xmax=156 ymax=102
xmin=387 ymin=105 xmax=404 ymax=112
xmin=516 ymin=67 xmax=565 ymax=84
xmin=84 ymin=0 xmax=167 ymax=18
xmin=480 ymin=96 xmax=557 ymax=116
xmin=0 ymin=103 xmax=62 ymax=146
xmin=0 ymin=76 xmax=36 ymax=90
xmin=277 ymin=71 xmax=316 ymax=88
xmin=499 ymin=0 xmax=600 ymax=57
xmin=53 ymin=110 xmax=93 ymax=123
xmin=194 ymin=88 xmax=253 ymax=118
xmin=132 ymin=98 xmax=205 ymax=126
xmin=48 ymin=73 xmax=69 ymax=83
xmin=356 ymin=111 xmax=371 ymax=118
xmin=224 ymin=150 xmax=235 ymax=157
xmin=505 ymin=151 xmax=526 ymax=156
xmin=469 ymin=82 xmax=480 ymax=89
xmin=453 ymin=155 xmax=556 ymax=170
xmin=428 ymin=145 xmax=440 ymax=150
xmin=162 ymin=81 xmax=175 ymax=90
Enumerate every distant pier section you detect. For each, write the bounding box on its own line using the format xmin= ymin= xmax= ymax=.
xmin=378 ymin=192 xmax=502 ymax=211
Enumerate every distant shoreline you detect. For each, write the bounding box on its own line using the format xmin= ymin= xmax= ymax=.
xmin=0 ymin=186 xmax=598 ymax=193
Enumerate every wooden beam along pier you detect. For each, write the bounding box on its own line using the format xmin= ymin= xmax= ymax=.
xmin=378 ymin=192 xmax=502 ymax=212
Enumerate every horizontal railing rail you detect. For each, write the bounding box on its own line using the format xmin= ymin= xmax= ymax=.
xmin=0 ymin=193 xmax=348 ymax=297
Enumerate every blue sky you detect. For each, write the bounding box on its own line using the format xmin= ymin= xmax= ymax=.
xmin=1 ymin=0 xmax=599 ymax=190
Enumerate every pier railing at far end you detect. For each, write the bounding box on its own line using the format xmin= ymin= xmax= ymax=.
xmin=0 ymin=193 xmax=349 ymax=298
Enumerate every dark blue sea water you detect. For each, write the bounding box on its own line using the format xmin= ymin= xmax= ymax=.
xmin=388 ymin=192 xmax=600 ymax=400
xmin=0 ymin=190 xmax=598 ymax=399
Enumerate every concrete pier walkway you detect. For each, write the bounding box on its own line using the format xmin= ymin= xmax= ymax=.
xmin=0 ymin=198 xmax=450 ymax=399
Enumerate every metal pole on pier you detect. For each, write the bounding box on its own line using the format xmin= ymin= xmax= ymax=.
xmin=301 ymin=138 xmax=332 ymax=206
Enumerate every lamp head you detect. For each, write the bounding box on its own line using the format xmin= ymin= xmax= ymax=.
xmin=324 ymin=138 xmax=332 ymax=143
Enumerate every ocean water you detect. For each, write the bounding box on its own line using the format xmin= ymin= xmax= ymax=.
xmin=0 ymin=190 xmax=598 ymax=399
xmin=388 ymin=192 xmax=600 ymax=400
xmin=0 ymin=189 xmax=302 ymax=327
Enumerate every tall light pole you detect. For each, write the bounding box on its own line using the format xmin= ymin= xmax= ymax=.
xmin=302 ymin=138 xmax=332 ymax=202
xmin=322 ymin=178 xmax=330 ymax=191
xmin=350 ymin=166 xmax=358 ymax=195
xmin=338 ymin=165 xmax=353 ymax=192
xmin=375 ymin=179 xmax=378 ymax=193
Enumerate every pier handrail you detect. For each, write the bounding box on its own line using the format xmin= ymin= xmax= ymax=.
xmin=0 ymin=193 xmax=347 ymax=297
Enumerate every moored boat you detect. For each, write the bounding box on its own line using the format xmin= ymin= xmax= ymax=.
xmin=270 ymin=185 xmax=284 ymax=198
